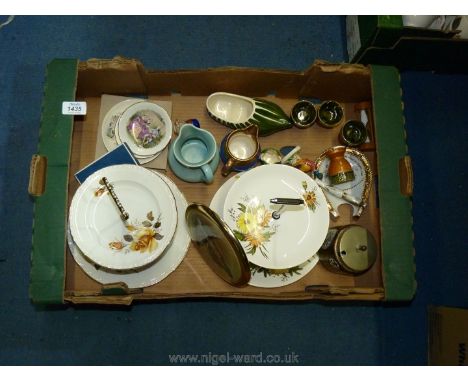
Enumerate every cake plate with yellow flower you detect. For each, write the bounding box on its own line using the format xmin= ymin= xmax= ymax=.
xmin=67 ymin=172 xmax=190 ymax=288
xmin=222 ymin=164 xmax=329 ymax=270
xmin=211 ymin=173 xmax=319 ymax=288
xmin=69 ymin=164 xmax=177 ymax=271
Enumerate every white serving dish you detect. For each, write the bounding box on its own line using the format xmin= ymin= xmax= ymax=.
xmin=68 ymin=171 xmax=189 ymax=288
xmin=222 ymin=164 xmax=329 ymax=270
xmin=69 ymin=164 xmax=177 ymax=270
xmin=210 ymin=173 xmax=319 ymax=288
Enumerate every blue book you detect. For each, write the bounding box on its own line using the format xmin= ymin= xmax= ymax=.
xmin=75 ymin=143 xmax=139 ymax=184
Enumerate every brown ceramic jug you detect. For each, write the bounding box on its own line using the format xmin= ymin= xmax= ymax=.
xmin=326 ymin=146 xmax=355 ymax=185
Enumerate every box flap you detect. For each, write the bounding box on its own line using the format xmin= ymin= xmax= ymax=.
xmin=371 ymin=65 xmax=416 ymax=301
xmin=141 ymin=66 xmax=304 ymax=98
xmin=77 ymin=57 xmax=146 ymax=96
xmin=300 ymin=60 xmax=371 ymax=102
xmin=30 ymin=59 xmax=78 ymax=304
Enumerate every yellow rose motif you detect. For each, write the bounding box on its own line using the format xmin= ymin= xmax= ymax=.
xmin=108 ymin=210 xmax=163 ymax=255
xmin=129 ymin=228 xmax=158 ymax=253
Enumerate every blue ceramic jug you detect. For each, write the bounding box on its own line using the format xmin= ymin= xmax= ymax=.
xmin=171 ymin=124 xmax=217 ymax=184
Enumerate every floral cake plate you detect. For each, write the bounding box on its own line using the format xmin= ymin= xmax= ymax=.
xmin=222 ymin=164 xmax=329 ymax=270
xmin=210 ymin=174 xmax=319 ymax=288
xmin=69 ymin=164 xmax=177 ymax=271
xmin=67 ymin=171 xmax=189 ymax=288
xmin=117 ymin=101 xmax=172 ymax=157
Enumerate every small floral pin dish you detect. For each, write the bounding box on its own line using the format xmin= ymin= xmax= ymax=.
xmin=222 ymin=164 xmax=329 ymax=270
xmin=117 ymin=102 xmax=173 ymax=157
xmin=69 ymin=164 xmax=178 ymax=271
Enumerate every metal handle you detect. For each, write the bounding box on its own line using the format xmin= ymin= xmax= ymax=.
xmin=270 ymin=198 xmax=304 ymax=205
xmin=101 ymin=177 xmax=129 ymax=221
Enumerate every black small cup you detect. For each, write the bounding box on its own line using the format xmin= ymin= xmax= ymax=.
xmin=317 ymin=100 xmax=344 ymax=129
xmin=290 ymin=100 xmax=317 ymax=129
xmin=339 ymin=120 xmax=368 ymax=147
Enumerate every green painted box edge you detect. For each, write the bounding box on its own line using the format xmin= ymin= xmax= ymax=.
xmin=29 ymin=59 xmax=78 ymax=305
xmin=371 ymin=64 xmax=416 ymax=301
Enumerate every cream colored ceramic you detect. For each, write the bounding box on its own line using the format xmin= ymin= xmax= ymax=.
xmin=68 ymin=172 xmax=189 ymax=288
xmin=207 ymin=92 xmax=254 ymax=126
xmin=210 ymin=173 xmax=319 ymax=288
xmin=69 ymin=165 xmax=177 ymax=270
xmin=221 ymin=124 xmax=260 ymax=176
xmin=226 ymin=129 xmax=258 ymax=160
xmin=222 ymin=164 xmax=329 ymax=270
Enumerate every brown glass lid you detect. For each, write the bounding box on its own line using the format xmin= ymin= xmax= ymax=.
xmin=185 ymin=203 xmax=251 ymax=287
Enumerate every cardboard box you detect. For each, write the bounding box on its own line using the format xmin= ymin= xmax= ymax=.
xmin=347 ymin=16 xmax=468 ymax=73
xmin=29 ymin=57 xmax=415 ymax=305
xmin=428 ymin=306 xmax=468 ymax=365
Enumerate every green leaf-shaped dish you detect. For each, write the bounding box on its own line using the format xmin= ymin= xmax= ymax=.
xmin=206 ymin=92 xmax=292 ymax=136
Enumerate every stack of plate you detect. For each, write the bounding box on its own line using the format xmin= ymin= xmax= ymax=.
xmin=210 ymin=165 xmax=329 ymax=288
xmin=68 ymin=165 xmax=190 ymax=288
xmin=101 ymin=100 xmax=172 ymax=164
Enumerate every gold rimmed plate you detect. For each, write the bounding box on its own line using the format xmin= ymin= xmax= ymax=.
xmin=69 ymin=165 xmax=177 ymax=271
xmin=68 ymin=172 xmax=190 ymax=288
xmin=210 ymin=174 xmax=319 ymax=288
xmin=222 ymin=164 xmax=329 ymax=270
